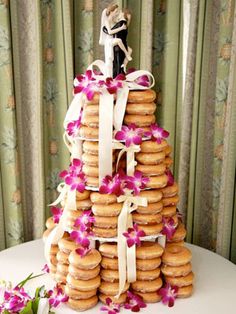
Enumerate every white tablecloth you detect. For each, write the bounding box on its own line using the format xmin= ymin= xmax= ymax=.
xmin=0 ymin=239 xmax=236 ymax=313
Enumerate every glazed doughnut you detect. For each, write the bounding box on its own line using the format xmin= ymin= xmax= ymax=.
xmin=90 ymin=192 xmax=117 ymax=204
xmin=82 ymin=153 xmax=115 ymax=166
xmin=165 ymin=272 xmax=194 ymax=287
xmin=127 ymin=90 xmax=156 ymax=103
xmin=137 ymin=223 xmax=163 ymax=235
xmin=99 ymin=293 xmax=127 ymax=305
xmin=99 ymin=281 xmax=129 ymax=296
xmin=61 ymin=198 xmax=92 ymax=210
xmin=79 ymin=126 xmax=98 ymax=139
xmin=135 ymin=163 xmax=166 ymax=176
xmin=57 ymin=250 xmax=69 ymax=264
xmin=162 ymin=245 xmax=192 ymax=266
xmin=136 ymin=291 xmax=162 ymax=303
xmin=67 ymin=274 xmax=101 ymax=291
xmin=99 ymin=243 xmax=117 ymax=258
xmin=83 ymin=104 xmax=99 ymax=116
xmin=126 ymin=102 xmax=156 ymax=115
xmin=164 ymin=157 xmax=173 ymax=168
xmin=57 ymin=263 xmax=69 ymax=275
xmin=58 ymin=238 xmax=80 ymax=254
xmin=67 ymin=295 xmax=98 ymax=311
xmin=49 ymin=244 xmax=59 ymax=255
xmin=93 ymin=216 xmax=118 ymax=228
xmin=83 ymin=164 xmax=99 ymax=177
xmin=136 ymin=201 xmax=163 ymax=214
xmin=161 ymin=206 xmax=177 ymax=217
xmin=124 ymin=114 xmax=155 ymax=127
xmin=92 ymin=227 xmax=117 ymax=238
xmin=162 ymin=195 xmax=179 ymax=207
xmin=136 ymin=242 xmax=164 ymax=259
xmin=92 ymin=203 xmax=122 ymax=216
xmin=136 ymin=257 xmax=161 ymax=271
xmin=165 ymin=145 xmax=172 ymax=156
xmin=145 ymin=174 xmax=168 ymax=189
xmin=136 ymin=152 xmax=166 ymax=165
xmin=161 ymin=182 xmax=178 ymax=197
xmin=76 ymin=190 xmax=91 ymax=200
xmin=140 ymin=140 xmax=168 ymax=153
xmin=69 ymin=249 xmax=102 ymax=270
xmin=86 ymin=176 xmax=99 ymax=187
xmin=167 ymin=223 xmax=186 ymax=242
xmin=46 ymin=216 xmax=55 ymax=230
xmin=139 ymin=190 xmax=163 ymax=203
xmin=165 ymin=240 xmax=185 ymax=248
xmin=161 ymin=262 xmax=192 ymax=277
xmin=131 ymin=277 xmax=163 ymax=293
xmin=49 ymin=254 xmax=58 ymax=266
xmin=132 ymin=212 xmax=162 ymax=225
xmin=48 ymin=263 xmax=57 ymax=274
xmin=136 ymin=268 xmax=161 ymax=281
xmin=100 ymin=269 xmax=119 ymax=282
xmin=177 ymin=285 xmax=193 ymax=298
xmin=68 ymin=264 xmax=100 ymax=280
xmin=65 ymin=209 xmax=83 ymax=221
xmin=82 ymin=115 xmax=99 ymax=128
xmin=83 ymin=141 xmax=99 ymax=155
xmin=101 ymin=257 xmax=118 ymax=270
xmin=65 ymin=285 xmax=97 ymax=300
xmin=55 ymin=272 xmax=67 ymax=284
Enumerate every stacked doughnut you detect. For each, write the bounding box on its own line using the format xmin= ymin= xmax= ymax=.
xmin=66 ymin=248 xmax=102 ymax=311
xmin=43 ymin=217 xmax=58 ymax=277
xmin=160 ymin=182 xmax=179 ymax=228
xmin=91 ymin=192 xmax=121 ymax=238
xmin=161 ymin=245 xmax=194 ymax=298
xmin=166 ymin=223 xmax=187 ymax=248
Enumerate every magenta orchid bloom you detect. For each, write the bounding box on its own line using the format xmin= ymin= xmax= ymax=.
xmin=161 ymin=217 xmax=176 ymax=240
xmin=51 ymin=206 xmax=63 ymax=224
xmin=70 ymin=227 xmax=91 ymax=248
xmin=158 ymin=283 xmax=178 ymax=307
xmin=66 ymin=110 xmax=82 ymax=137
xmin=166 ymin=169 xmax=174 ymax=186
xmin=124 ymin=291 xmax=146 ymax=312
xmin=75 ymin=247 xmax=91 ymax=258
xmin=74 ymin=70 xmax=95 ymax=94
xmin=115 ymin=124 xmax=143 ymax=147
xmin=0 ymin=286 xmax=31 ymax=313
xmin=105 ymin=76 xmax=124 ymax=94
xmin=41 ymin=264 xmax=50 ymax=273
xmin=135 ymin=75 xmax=150 ymax=87
xmin=123 ymin=224 xmax=146 ymax=248
xmin=74 ymin=210 xmax=95 ymax=230
xmin=99 ymin=173 xmax=125 ymax=196
xmin=48 ymin=284 xmax=69 ymax=308
xmin=125 ymin=171 xmax=149 ymax=195
xmin=145 ymin=123 xmax=169 ymax=144
xmin=60 ymin=158 xmax=83 ymax=178
xmin=100 ymin=297 xmax=120 ymax=314
xmin=60 ymin=159 xmax=86 ymax=192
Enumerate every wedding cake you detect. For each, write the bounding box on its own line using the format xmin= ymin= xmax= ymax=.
xmin=43 ymin=3 xmax=194 ymax=312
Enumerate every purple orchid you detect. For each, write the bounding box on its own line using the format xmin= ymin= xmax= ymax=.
xmin=66 ymin=109 xmax=83 ymax=137
xmin=115 ymin=124 xmax=143 ymax=147
xmin=158 ymin=283 xmax=178 ymax=307
xmin=41 ymin=264 xmax=50 ymax=273
xmin=48 ymin=284 xmax=69 ymax=308
xmin=145 ymin=123 xmax=169 ymax=144
xmin=74 ymin=70 xmax=95 ymax=94
xmin=51 ymin=206 xmax=63 ymax=224
xmin=135 ymin=75 xmax=150 ymax=87
xmin=123 ymin=224 xmax=146 ymax=248
xmin=75 ymin=247 xmax=91 ymax=258
xmin=124 ymin=291 xmax=146 ymax=312
xmin=161 ymin=217 xmax=176 ymax=240
xmin=105 ymin=76 xmax=124 ymax=94
xmin=74 ymin=210 xmax=95 ymax=230
xmin=166 ymin=169 xmax=174 ymax=186
xmin=99 ymin=172 xmax=125 ymax=196
xmin=100 ymin=297 xmax=120 ymax=314
xmin=0 ymin=286 xmax=31 ymax=313
xmin=60 ymin=159 xmax=86 ymax=192
xmin=125 ymin=171 xmax=149 ymax=195
xmin=70 ymin=227 xmax=91 ymax=248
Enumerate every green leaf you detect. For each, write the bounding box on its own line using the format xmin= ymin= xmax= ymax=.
xmin=17 ymin=273 xmax=44 ymax=288
xmin=35 ymin=285 xmax=45 ymax=298
xmin=19 ymin=301 xmax=33 ymax=314
xmin=31 ymin=297 xmax=40 ymax=313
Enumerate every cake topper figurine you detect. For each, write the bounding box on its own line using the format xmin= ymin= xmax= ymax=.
xmin=99 ymin=4 xmax=132 ymax=77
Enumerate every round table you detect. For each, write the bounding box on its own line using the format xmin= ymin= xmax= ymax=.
xmin=0 ymin=240 xmax=235 ymax=313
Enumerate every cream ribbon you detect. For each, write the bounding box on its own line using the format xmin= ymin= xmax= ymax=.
xmin=63 ymin=132 xmax=83 ymax=160
xmin=116 ymin=192 xmax=147 ymax=297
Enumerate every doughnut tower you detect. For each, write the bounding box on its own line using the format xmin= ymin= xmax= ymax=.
xmin=43 ymin=4 xmax=194 ymax=312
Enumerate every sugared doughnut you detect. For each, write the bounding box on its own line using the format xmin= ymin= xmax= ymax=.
xmin=99 ymin=281 xmax=129 ymax=296
xmin=93 ymin=227 xmax=117 ymax=238
xmin=100 ymin=269 xmax=119 ymax=282
xmin=68 ymin=264 xmax=100 ymax=280
xmin=86 ymin=176 xmax=99 ymax=187
xmin=69 ymin=249 xmax=101 ymax=270
xmin=132 ymin=212 xmax=162 ymax=225
xmin=48 ymin=263 xmax=57 ymax=274
xmin=49 ymin=254 xmax=58 ymax=266
xmin=76 ymin=190 xmax=91 ymax=200
xmin=162 ymin=195 xmax=179 ymax=207
xmin=136 ymin=201 xmax=163 ymax=214
xmin=93 ymin=216 xmax=118 ymax=228
xmin=83 ymin=164 xmax=99 ymax=177
xmin=135 ymin=163 xmax=166 ymax=176
xmin=65 ymin=209 xmax=83 ymax=221
xmin=65 ymin=285 xmax=97 ymax=300
xmin=46 ymin=216 xmax=55 ymax=230
xmin=165 ymin=145 xmax=172 ymax=156
xmin=131 ymin=277 xmax=162 ymax=293
xmin=139 ymin=190 xmax=163 ymax=203
xmin=124 ymin=114 xmax=155 ymax=127
xmin=164 ymin=156 xmax=173 ymax=168
xmin=57 ymin=263 xmax=69 ymax=275
xmin=90 ymin=192 xmax=117 ymax=204
xmin=58 ymin=238 xmax=80 ymax=254
xmin=177 ymin=285 xmax=193 ymax=298
xmin=162 ymin=206 xmax=177 ymax=217
xmin=136 ymin=291 xmax=162 ymax=303
xmin=61 ymin=198 xmax=92 ymax=210
xmin=67 ymin=295 xmax=98 ymax=311
xmin=136 ymin=242 xmax=164 ymax=259
xmin=79 ymin=126 xmax=98 ymax=139
xmin=126 ymin=102 xmax=156 ymax=115
xmin=127 ymin=90 xmax=156 ymax=103
xmin=136 ymin=152 xmax=166 ymax=165
xmin=67 ymin=274 xmax=101 ymax=291
xmin=165 ymin=272 xmax=194 ymax=287
xmin=136 ymin=257 xmax=161 ymax=271
xmin=83 ymin=141 xmax=99 ymax=155
xmin=140 ymin=140 xmax=168 ymax=153
xmin=162 ymin=245 xmax=192 ymax=266
xmin=145 ymin=174 xmax=168 ymax=189
xmin=99 ymin=243 xmax=118 ymax=258
xmin=82 ymin=115 xmax=99 ymax=128
xmin=136 ymin=268 xmax=161 ymax=281
xmin=165 ymin=240 xmax=185 ymax=248
xmin=56 ymin=250 xmax=69 ymax=264
xmin=101 ymin=257 xmax=118 ymax=270
xmin=99 ymin=293 xmax=127 ymax=304
xmin=82 ymin=153 xmax=115 ymax=166
xmin=49 ymin=244 xmax=59 ymax=255
xmin=83 ymin=104 xmax=99 ymax=116
xmin=55 ymin=272 xmax=67 ymax=284
xmin=167 ymin=223 xmax=186 ymax=242
xmin=92 ymin=203 xmax=122 ymax=216
xmin=137 ymin=223 xmax=163 ymax=235
xmin=161 ymin=263 xmax=192 ymax=277
xmin=161 ymin=182 xmax=179 ymax=197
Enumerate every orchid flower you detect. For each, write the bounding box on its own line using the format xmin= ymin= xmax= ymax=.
xmin=105 ymin=75 xmax=124 ymax=94
xmin=75 ymin=247 xmax=91 ymax=258
xmin=66 ymin=109 xmax=83 ymax=137
xmin=145 ymin=123 xmax=169 ymax=144
xmin=0 ymin=285 xmax=31 ymax=313
xmin=135 ymin=75 xmax=150 ymax=87
xmin=100 ymin=297 xmax=120 ymax=314
xmin=70 ymin=227 xmax=91 ymax=248
xmin=74 ymin=70 xmax=95 ymax=94
xmin=48 ymin=284 xmax=69 ymax=308
xmin=166 ymin=169 xmax=174 ymax=186
xmin=161 ymin=217 xmax=176 ymax=240
xmin=123 ymin=224 xmax=146 ymax=248
xmin=99 ymin=172 xmax=125 ymax=196
xmin=51 ymin=206 xmax=63 ymax=224
xmin=158 ymin=283 xmax=178 ymax=307
xmin=124 ymin=291 xmax=146 ymax=312
xmin=74 ymin=210 xmax=95 ymax=230
xmin=115 ymin=124 xmax=143 ymax=147
xmin=60 ymin=159 xmax=86 ymax=192
xmin=41 ymin=264 xmax=50 ymax=273
xmin=125 ymin=171 xmax=149 ymax=195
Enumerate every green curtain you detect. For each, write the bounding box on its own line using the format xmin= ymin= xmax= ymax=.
xmin=0 ymin=0 xmax=235 ymax=264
